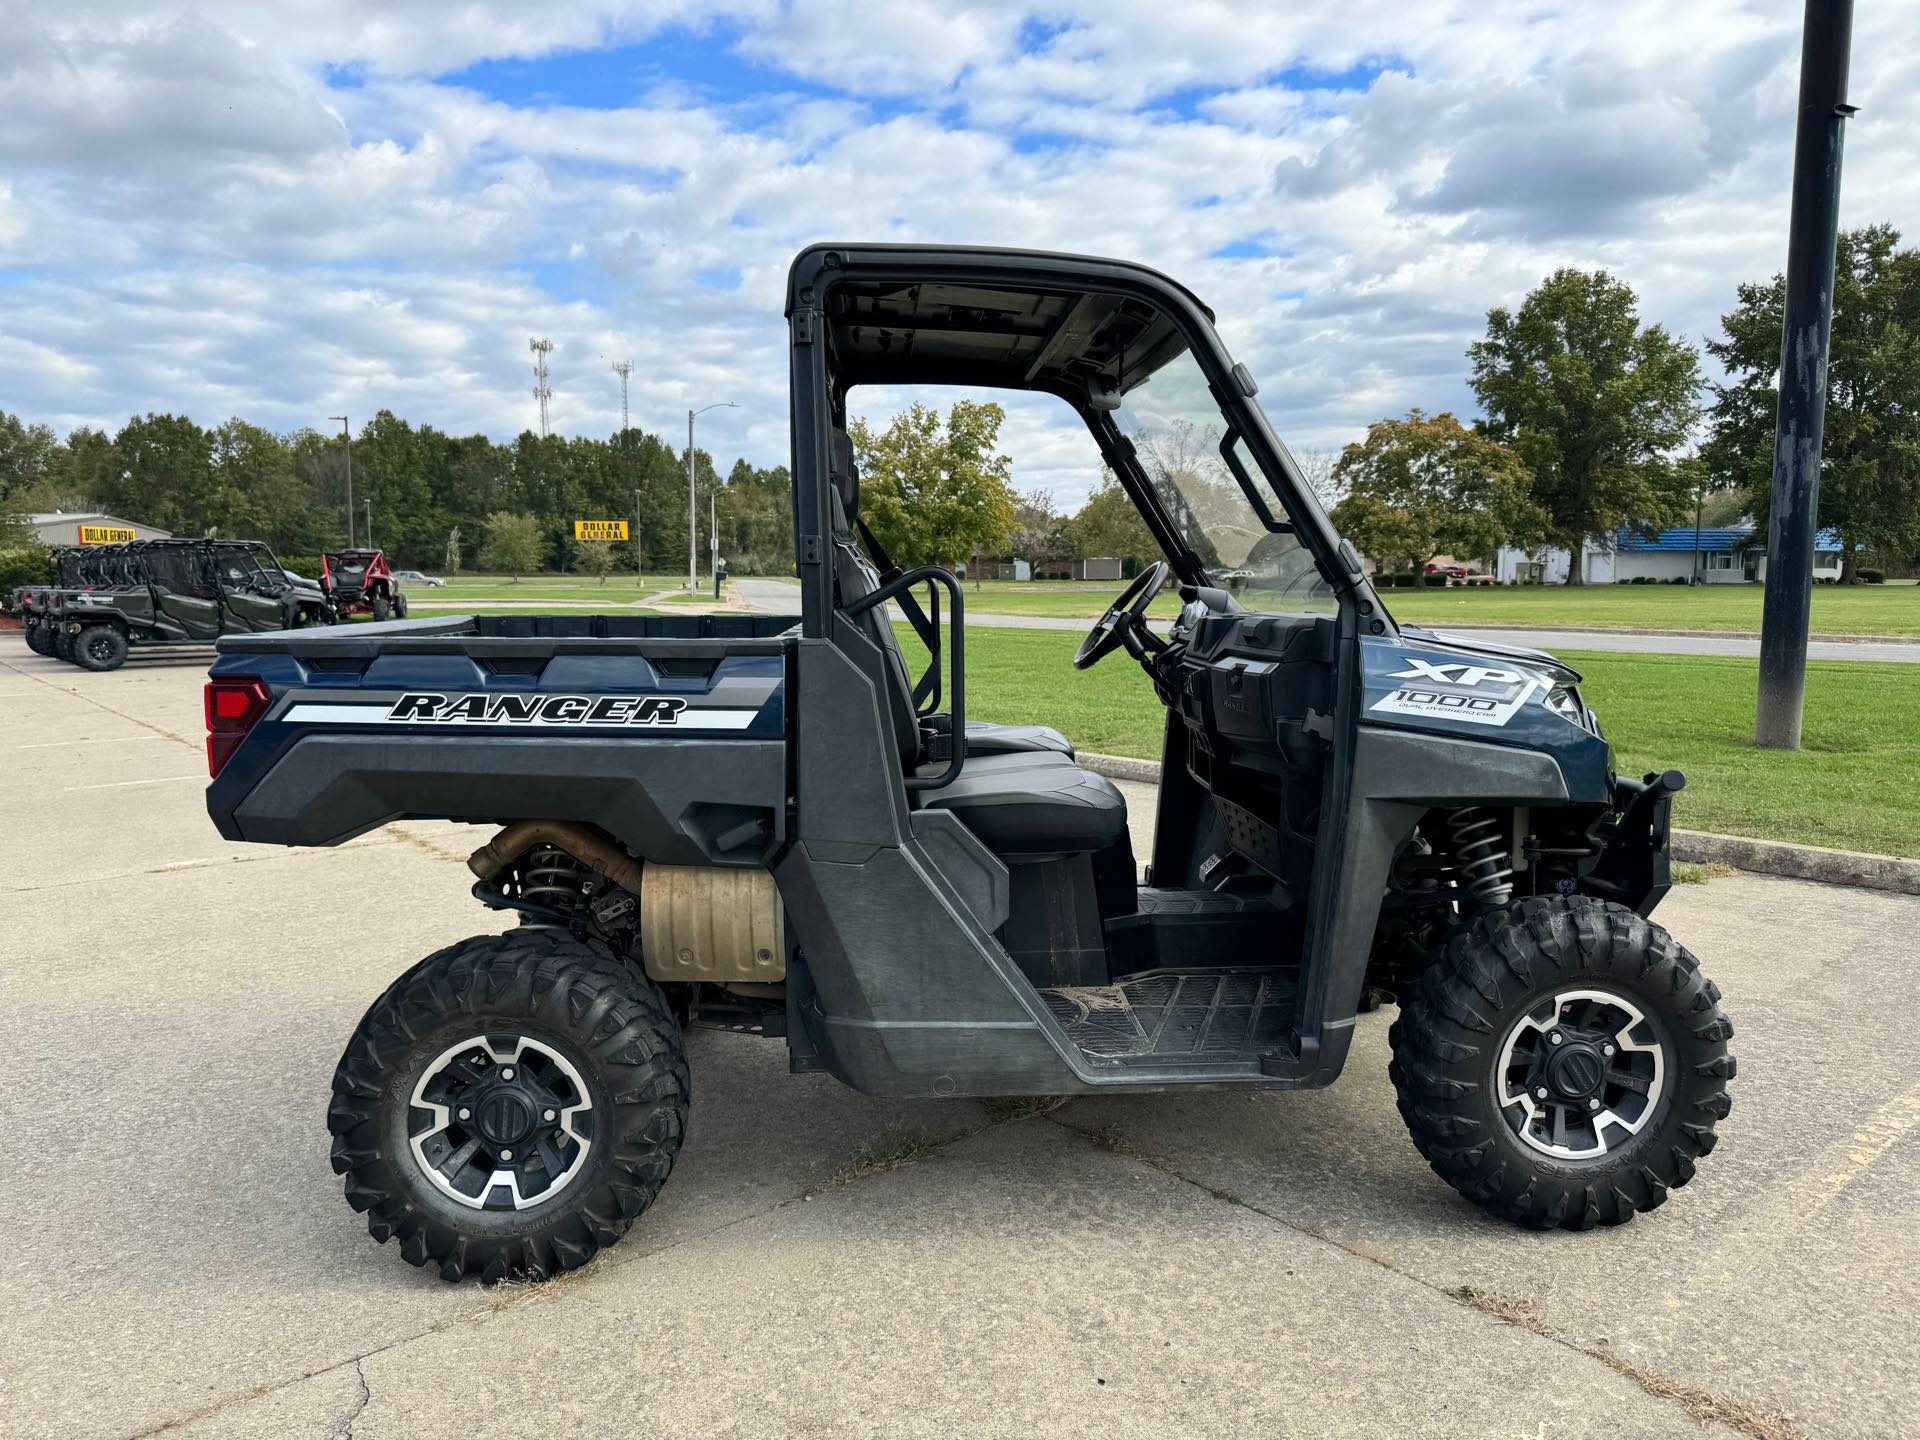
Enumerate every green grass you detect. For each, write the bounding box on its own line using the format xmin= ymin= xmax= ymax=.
xmin=954 ymin=577 xmax=1920 ymax=637
xmin=1353 ymin=581 xmax=1917 ymax=637
xmin=934 ymin=624 xmax=1920 ymax=856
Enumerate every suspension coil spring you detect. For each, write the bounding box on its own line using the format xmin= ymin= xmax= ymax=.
xmin=518 ymin=845 xmax=591 ymax=907
xmin=1447 ymin=808 xmax=1513 ymax=907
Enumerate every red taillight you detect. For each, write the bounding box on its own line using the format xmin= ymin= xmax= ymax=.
xmin=204 ymin=677 xmax=271 ymax=777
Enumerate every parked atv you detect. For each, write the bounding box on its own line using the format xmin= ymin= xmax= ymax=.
xmin=204 ymin=244 xmax=1732 ymax=1284
xmin=59 ymin=539 xmax=329 ymax=670
xmin=320 ymin=548 xmax=409 ymax=622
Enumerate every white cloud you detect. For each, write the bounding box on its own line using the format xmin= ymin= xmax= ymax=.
xmin=2 ymin=0 xmax=1917 ymax=510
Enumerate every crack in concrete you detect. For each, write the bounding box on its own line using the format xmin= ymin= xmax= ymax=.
xmin=1045 ymin=1113 xmax=1803 ymax=1440
xmin=336 ymin=1357 xmax=372 ymax=1439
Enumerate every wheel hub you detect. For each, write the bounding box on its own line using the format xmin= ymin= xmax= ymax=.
xmin=1495 ymin=988 xmax=1666 ymax=1160
xmin=407 ymin=1035 xmax=594 ymax=1211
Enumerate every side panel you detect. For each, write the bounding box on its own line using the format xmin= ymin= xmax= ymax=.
xmin=208 ymin=649 xmax=788 ymax=864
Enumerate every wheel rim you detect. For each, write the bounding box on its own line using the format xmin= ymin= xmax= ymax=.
xmin=1494 ymin=987 xmax=1666 ymax=1160
xmin=407 ymin=1034 xmax=595 ymax=1210
xmin=86 ymin=631 xmax=117 ymax=663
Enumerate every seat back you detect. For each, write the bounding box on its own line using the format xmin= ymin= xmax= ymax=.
xmin=827 ymin=428 xmax=921 ymax=770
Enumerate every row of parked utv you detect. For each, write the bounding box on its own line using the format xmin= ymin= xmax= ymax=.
xmin=14 ymin=542 xmax=410 ymax=671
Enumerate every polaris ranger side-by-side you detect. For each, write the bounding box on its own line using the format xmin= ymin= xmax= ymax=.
xmin=204 ymin=245 xmax=1733 ymax=1283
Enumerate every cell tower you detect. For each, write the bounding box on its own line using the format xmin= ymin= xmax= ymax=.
xmin=610 ymin=359 xmax=633 ymax=435
xmin=529 ymin=337 xmax=553 ymax=436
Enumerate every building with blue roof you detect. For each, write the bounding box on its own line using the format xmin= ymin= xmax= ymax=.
xmin=1494 ymin=522 xmax=1852 ymax=585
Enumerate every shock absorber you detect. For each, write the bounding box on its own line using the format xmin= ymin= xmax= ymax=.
xmin=1447 ymin=808 xmax=1514 ymax=908
xmin=518 ymin=845 xmax=592 ymax=910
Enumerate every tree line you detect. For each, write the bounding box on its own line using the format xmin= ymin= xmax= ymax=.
xmin=6 ymin=225 xmax=1914 ymax=588
xmin=0 ymin=409 xmax=797 ymax=577
xmin=1332 ymin=223 xmax=1920 ymax=583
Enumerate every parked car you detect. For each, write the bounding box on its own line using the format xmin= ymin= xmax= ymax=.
xmin=394 ymin=569 xmax=445 ymax=587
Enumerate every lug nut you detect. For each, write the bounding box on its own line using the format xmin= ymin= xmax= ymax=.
xmin=1587 ymin=1099 xmax=1600 ymax=1111
xmin=501 ymin=1067 xmax=516 ymax=1081
xmin=457 ymin=1107 xmax=471 ymax=1121
xmin=543 ymin=1109 xmax=557 ymax=1121
xmin=1602 ymin=1043 xmax=1616 ymax=1057
xmin=1549 ymin=1032 xmax=1565 ymax=1046
xmin=500 ymin=1148 xmax=513 ymax=1160
xmin=1535 ymin=1087 xmax=1549 ymax=1100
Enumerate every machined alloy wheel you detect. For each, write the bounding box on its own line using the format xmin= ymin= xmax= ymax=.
xmin=1390 ymin=895 xmax=1734 ymax=1231
xmin=328 ymin=931 xmax=689 ymax=1282
xmin=407 ymin=1033 xmax=595 ymax=1210
xmin=1493 ymin=987 xmax=1665 ymax=1160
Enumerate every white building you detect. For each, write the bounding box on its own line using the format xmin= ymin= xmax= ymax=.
xmin=26 ymin=511 xmax=174 ymax=547
xmin=1495 ymin=525 xmax=1850 ymax=584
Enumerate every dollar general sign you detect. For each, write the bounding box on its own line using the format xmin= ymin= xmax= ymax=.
xmin=79 ymin=525 xmax=137 ymax=544
xmin=573 ymin=520 xmax=630 ymax=541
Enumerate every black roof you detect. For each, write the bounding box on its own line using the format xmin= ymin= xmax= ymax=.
xmin=789 ymin=244 xmax=1213 ymax=397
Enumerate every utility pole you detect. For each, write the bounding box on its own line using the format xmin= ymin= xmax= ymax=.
xmin=329 ymin=415 xmax=353 ymax=548
xmin=365 ymin=498 xmax=373 ymax=552
xmin=1691 ymin=484 xmax=1705 ymax=584
xmin=530 ymin=338 xmax=553 ymax=437
xmin=686 ymin=402 xmax=737 ymax=594
xmin=1756 ymin=0 xmax=1855 ymax=750
xmin=633 ymin=487 xmax=643 ymax=588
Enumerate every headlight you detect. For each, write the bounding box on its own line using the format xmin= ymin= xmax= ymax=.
xmin=1545 ymin=682 xmax=1593 ymax=731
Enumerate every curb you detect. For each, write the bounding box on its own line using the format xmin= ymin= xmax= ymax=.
xmin=1079 ymin=751 xmax=1920 ymax=896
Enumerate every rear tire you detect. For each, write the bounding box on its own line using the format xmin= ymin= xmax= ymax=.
xmin=371 ymin=594 xmax=390 ymax=622
xmin=25 ymin=621 xmax=52 ymax=656
xmin=1389 ymin=895 xmax=1733 ymax=1231
xmin=327 ymin=932 xmax=689 ymax=1283
xmin=74 ymin=625 xmax=128 ymax=672
xmin=52 ymin=627 xmax=73 ymax=662
xmin=393 ymin=592 xmax=409 ymax=618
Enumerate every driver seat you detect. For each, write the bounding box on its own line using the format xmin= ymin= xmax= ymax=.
xmin=826 ymin=429 xmax=1073 ymax=761
xmin=824 ymin=429 xmax=1129 ymax=864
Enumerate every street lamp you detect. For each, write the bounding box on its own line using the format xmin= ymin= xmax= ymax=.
xmin=687 ymin=402 xmax=737 ymax=593
xmin=329 ymin=416 xmax=353 ymax=548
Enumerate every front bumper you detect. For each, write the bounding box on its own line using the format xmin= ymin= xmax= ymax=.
xmin=1585 ymin=769 xmax=1685 ymax=916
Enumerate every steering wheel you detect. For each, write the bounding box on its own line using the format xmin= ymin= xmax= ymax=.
xmin=1074 ymin=561 xmax=1169 ymax=671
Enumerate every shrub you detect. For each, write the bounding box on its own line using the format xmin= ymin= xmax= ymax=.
xmin=1859 ymin=568 xmax=1885 ymax=584
xmin=276 ymin=554 xmax=326 ymax=580
xmin=1423 ymin=573 xmax=1449 ymax=587
xmin=0 ymin=545 xmax=54 ymax=609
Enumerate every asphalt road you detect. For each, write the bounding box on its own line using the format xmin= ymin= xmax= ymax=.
xmin=4 ymin=642 xmax=1916 ymax=1439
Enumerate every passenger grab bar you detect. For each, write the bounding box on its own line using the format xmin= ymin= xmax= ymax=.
xmin=843 ymin=565 xmax=967 ymax=791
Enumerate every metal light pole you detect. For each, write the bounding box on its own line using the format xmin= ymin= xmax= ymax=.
xmin=1756 ymin=0 xmax=1856 ymax=750
xmin=687 ymin=402 xmax=737 ymax=593
xmin=365 ymin=499 xmax=373 ymax=552
xmin=330 ymin=416 xmax=353 ymax=548
xmin=710 ymin=493 xmax=719 ymax=600
xmin=633 ymin=487 xmax=643 ymax=588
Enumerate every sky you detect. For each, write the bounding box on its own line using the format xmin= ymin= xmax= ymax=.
xmin=2 ymin=1 xmax=1916 ymax=508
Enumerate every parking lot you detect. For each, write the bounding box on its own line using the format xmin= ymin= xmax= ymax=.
xmin=3 ymin=642 xmax=1917 ymax=1440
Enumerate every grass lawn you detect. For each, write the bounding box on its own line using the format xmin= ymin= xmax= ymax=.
xmin=937 ymin=624 xmax=1920 ymax=856
xmin=955 ymin=577 xmax=1920 ymax=637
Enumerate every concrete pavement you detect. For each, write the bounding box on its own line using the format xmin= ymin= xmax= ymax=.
xmin=4 ymin=641 xmax=1916 ymax=1439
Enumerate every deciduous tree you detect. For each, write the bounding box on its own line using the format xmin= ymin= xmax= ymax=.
xmin=1330 ymin=410 xmax=1544 ymax=574
xmin=850 ymin=400 xmax=1016 ymax=567
xmin=1469 ymin=269 xmax=1702 ymax=583
xmin=478 ymin=510 xmax=544 ymax=580
xmin=1704 ymin=223 xmax=1920 ymax=579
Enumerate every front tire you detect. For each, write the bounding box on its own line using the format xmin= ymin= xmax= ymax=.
xmin=327 ymin=932 xmax=690 ymax=1282
xmin=371 ymin=594 xmax=390 ymax=622
xmin=1389 ymin=896 xmax=1733 ymax=1230
xmin=74 ymin=624 xmax=129 ymax=672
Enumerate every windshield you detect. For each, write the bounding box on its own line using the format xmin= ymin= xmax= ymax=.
xmin=1112 ymin=345 xmax=1335 ymax=611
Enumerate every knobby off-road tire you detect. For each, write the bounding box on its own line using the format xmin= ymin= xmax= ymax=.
xmin=74 ymin=624 xmax=128 ymax=672
xmin=393 ymin=592 xmax=409 ymax=619
xmin=25 ymin=621 xmax=53 ymax=656
xmin=327 ymin=931 xmax=690 ymax=1282
xmin=1389 ymin=895 xmax=1734 ymax=1231
xmin=52 ymin=626 xmax=73 ymax=662
xmin=371 ymin=594 xmax=390 ymax=622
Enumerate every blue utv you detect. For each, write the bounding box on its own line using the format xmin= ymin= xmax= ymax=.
xmin=204 ymin=245 xmax=1734 ymax=1282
